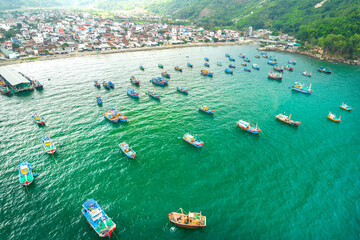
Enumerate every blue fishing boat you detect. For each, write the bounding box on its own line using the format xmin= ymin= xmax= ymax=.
xmin=146 ymin=90 xmax=161 ymax=100
xmin=204 ymin=62 xmax=210 ymax=67
xmin=127 ymin=87 xmax=139 ymax=98
xmin=239 ymin=53 xmax=245 ymax=58
xmin=260 ymin=52 xmax=268 ymax=58
xmin=108 ymin=81 xmax=114 ymax=88
xmin=274 ymin=65 xmax=284 ymax=72
xmin=229 ymin=64 xmax=236 ymax=68
xmin=139 ymin=65 xmax=144 ymax=71
xmin=267 ymin=61 xmax=277 ymax=66
xmin=42 ymin=136 xmax=56 ymax=154
xmin=177 ymin=85 xmax=189 ymax=94
xmin=130 ymin=76 xmax=140 ymax=85
xmin=183 ymin=133 xmax=204 ymax=148
xmin=217 ymin=62 xmax=222 ymax=66
xmin=104 ymin=108 xmax=127 ymax=122
xmin=81 ymin=199 xmax=116 ymax=237
xmin=32 ymin=80 xmax=43 ymax=90
xmin=204 ymin=57 xmax=209 ymax=62
xmin=162 ymin=72 xmax=171 ymax=78
xmin=269 ymin=56 xmax=277 ymax=61
xmin=94 ymin=80 xmax=101 ymax=88
xmin=340 ymin=103 xmax=352 ymax=111
xmin=174 ymin=66 xmax=183 ymax=72
xmin=119 ymin=142 xmax=136 ymax=159
xmin=32 ymin=111 xmax=45 ymax=125
xmin=19 ymin=162 xmax=34 ymax=186
xmin=302 ymin=71 xmax=312 ymax=77
xmin=244 ymin=58 xmax=250 ymax=62
xmin=97 ymin=96 xmax=102 ymax=105
xmin=292 ymin=82 xmax=312 ymax=94
xmin=201 ymin=70 xmax=214 ymax=76
xmin=229 ymin=57 xmax=235 ymax=62
xmin=225 ymin=68 xmax=233 ymax=74
xmin=187 ymin=62 xmax=193 ymax=68
xmin=199 ymin=105 xmax=215 ymax=114
xmin=318 ymin=67 xmax=332 ymax=73
xmin=237 ymin=120 xmax=261 ymax=134
xmin=225 ymin=53 xmax=230 ymax=58
xmin=150 ymin=77 xmax=168 ymax=85
xmin=244 ymin=67 xmax=251 ymax=72
xmin=102 ymin=81 xmax=110 ymax=89
xmin=288 ymin=60 xmax=296 ymax=65
xmin=252 ymin=64 xmax=260 ymax=70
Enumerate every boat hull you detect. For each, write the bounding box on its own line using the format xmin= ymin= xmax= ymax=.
xmin=340 ymin=106 xmax=352 ymax=111
xmin=236 ymin=122 xmax=261 ymax=134
xmin=276 ymin=117 xmax=301 ymax=127
xmin=291 ymin=87 xmax=312 ymax=94
xmin=328 ymin=116 xmax=341 ymax=122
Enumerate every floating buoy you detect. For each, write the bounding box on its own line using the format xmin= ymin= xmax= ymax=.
xmin=48 ymin=78 xmax=51 ymax=81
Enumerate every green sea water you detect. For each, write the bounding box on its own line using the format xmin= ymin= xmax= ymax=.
xmin=1 ymin=45 xmax=360 ymax=240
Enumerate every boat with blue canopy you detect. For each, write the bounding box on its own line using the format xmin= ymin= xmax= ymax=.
xmin=225 ymin=68 xmax=233 ymax=74
xmin=269 ymin=56 xmax=277 ymax=61
xmin=150 ymin=77 xmax=168 ymax=85
xmin=102 ymin=81 xmax=110 ymax=89
xmin=127 ymin=87 xmax=139 ymax=98
xmin=204 ymin=57 xmax=209 ymax=61
xmin=225 ymin=53 xmax=230 ymax=58
xmin=162 ymin=72 xmax=171 ymax=78
xmin=252 ymin=64 xmax=260 ymax=70
xmin=177 ymin=85 xmax=189 ymax=94
xmin=19 ymin=162 xmax=34 ymax=186
xmin=96 ymin=96 xmax=102 ymax=105
xmin=267 ymin=61 xmax=277 ymax=65
xmin=244 ymin=58 xmax=250 ymax=62
xmin=340 ymin=103 xmax=352 ymax=111
xmin=183 ymin=133 xmax=203 ymax=148
xmin=42 ymin=136 xmax=56 ymax=154
xmin=104 ymin=108 xmax=127 ymax=122
xmin=229 ymin=64 xmax=236 ymax=68
xmin=108 ymin=81 xmax=114 ymax=88
xmin=244 ymin=67 xmax=251 ymax=72
xmin=201 ymin=70 xmax=214 ymax=76
xmin=187 ymin=62 xmax=193 ymax=68
xmin=292 ymin=82 xmax=312 ymax=94
xmin=130 ymin=76 xmax=140 ymax=85
xmin=139 ymin=65 xmax=144 ymax=71
xmin=229 ymin=57 xmax=235 ymax=61
xmin=288 ymin=60 xmax=296 ymax=65
xmin=146 ymin=90 xmax=161 ymax=100
xmin=119 ymin=142 xmax=136 ymax=159
xmin=204 ymin=62 xmax=210 ymax=67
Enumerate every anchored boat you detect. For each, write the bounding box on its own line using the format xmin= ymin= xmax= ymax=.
xmin=108 ymin=81 xmax=114 ymax=88
xmin=104 ymin=108 xmax=127 ymax=122
xmin=267 ymin=61 xmax=277 ymax=66
xmin=288 ymin=60 xmax=296 ymax=65
xmin=150 ymin=77 xmax=168 ymax=85
xmin=244 ymin=67 xmax=251 ymax=72
xmin=81 ymin=199 xmax=116 ymax=238
xmin=229 ymin=57 xmax=235 ymax=62
xmin=244 ymin=58 xmax=250 ymax=62
xmin=199 ymin=105 xmax=214 ymax=114
xmin=127 ymin=87 xmax=139 ymax=98
xmin=284 ymin=65 xmax=294 ymax=71
xmin=340 ymin=103 xmax=352 ymax=111
xmin=241 ymin=62 xmax=247 ymax=66
xmin=177 ymin=85 xmax=189 ymax=94
xmin=174 ymin=66 xmax=183 ymax=72
xmin=130 ymin=76 xmax=140 ymax=85
xmin=42 ymin=136 xmax=56 ymax=154
xmin=225 ymin=53 xmax=230 ymax=58
xmin=328 ymin=112 xmax=341 ymax=122
xmin=276 ymin=114 xmax=301 ymax=127
xmin=32 ymin=112 xmax=45 ymax=125
xmin=302 ymin=71 xmax=312 ymax=77
xmin=162 ymin=72 xmax=171 ymax=78
xmin=19 ymin=162 xmax=34 ymax=186
xmin=229 ymin=64 xmax=236 ymax=68
xmin=146 ymin=90 xmax=161 ymax=100
xmin=225 ymin=68 xmax=233 ymax=74
xmin=187 ymin=62 xmax=193 ymax=68
xmin=139 ymin=65 xmax=145 ymax=71
xmin=158 ymin=64 xmax=164 ymax=69
xmin=318 ymin=67 xmax=332 ymax=73
xmin=102 ymin=81 xmax=110 ymax=89
xmin=97 ymin=96 xmax=102 ymax=105
xmin=0 ymin=86 xmax=12 ymax=95
xmin=119 ymin=142 xmax=136 ymax=159
xmin=201 ymin=70 xmax=214 ymax=77
xmin=292 ymin=82 xmax=312 ymax=94
xmin=269 ymin=56 xmax=277 ymax=61
xmin=268 ymin=71 xmax=283 ymax=80
xmin=236 ymin=120 xmax=261 ymax=134
xmin=274 ymin=65 xmax=284 ymax=72
xmin=168 ymin=208 xmax=206 ymax=229
xmin=254 ymin=55 xmax=260 ymax=58
xmin=204 ymin=57 xmax=209 ymax=62
xmin=204 ymin=62 xmax=210 ymax=67
xmin=217 ymin=62 xmax=222 ymax=66
xmin=183 ymin=133 xmax=203 ymax=147
xmin=94 ymin=80 xmax=101 ymax=88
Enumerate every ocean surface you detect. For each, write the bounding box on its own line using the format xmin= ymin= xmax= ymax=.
xmin=1 ymin=45 xmax=360 ymax=240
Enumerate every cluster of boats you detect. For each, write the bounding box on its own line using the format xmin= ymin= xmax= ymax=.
xmin=94 ymin=80 xmax=114 ymax=89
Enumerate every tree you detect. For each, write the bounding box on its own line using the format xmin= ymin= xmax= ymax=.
xmin=212 ymin=38 xmax=219 ymax=42
xmin=204 ymin=38 xmax=211 ymax=43
xmin=12 ymin=43 xmax=20 ymax=49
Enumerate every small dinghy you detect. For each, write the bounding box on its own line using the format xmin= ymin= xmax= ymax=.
xmin=229 ymin=57 xmax=235 ymax=61
xmin=217 ymin=62 xmax=222 ymax=66
xmin=204 ymin=62 xmax=210 ymax=67
xmin=199 ymin=105 xmax=214 ymax=114
xmin=119 ymin=142 xmax=136 ymax=159
xmin=168 ymin=208 xmax=206 ymax=229
xmin=183 ymin=133 xmax=203 ymax=148
xmin=236 ymin=120 xmax=261 ymax=134
xmin=42 ymin=136 xmax=56 ymax=154
xmin=328 ymin=113 xmax=341 ymax=122
xmin=32 ymin=111 xmax=45 ymax=125
xmin=241 ymin=62 xmax=247 ymax=66
xmin=19 ymin=162 xmax=34 ymax=186
xmin=102 ymin=81 xmax=110 ymax=89
xmin=204 ymin=57 xmax=209 ymax=62
xmin=229 ymin=64 xmax=236 ymax=68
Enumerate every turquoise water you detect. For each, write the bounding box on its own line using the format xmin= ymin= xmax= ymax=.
xmin=1 ymin=45 xmax=360 ymax=239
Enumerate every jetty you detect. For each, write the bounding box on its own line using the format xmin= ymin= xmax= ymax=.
xmin=0 ymin=67 xmax=34 ymax=93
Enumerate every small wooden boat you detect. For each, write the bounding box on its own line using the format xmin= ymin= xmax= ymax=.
xmin=174 ymin=66 xmax=183 ymax=72
xmin=177 ymin=85 xmax=188 ymax=94
xmin=94 ymin=80 xmax=101 ymax=88
xmin=241 ymin=62 xmax=247 ymax=66
xmin=201 ymin=70 xmax=214 ymax=77
xmin=127 ymin=87 xmax=139 ymax=98
xmin=168 ymin=208 xmax=206 ymax=229
xmin=187 ymin=62 xmax=193 ymax=68
xmin=252 ymin=64 xmax=260 ymax=70
xmin=139 ymin=65 xmax=144 ymax=71
xmin=302 ymin=71 xmax=312 ymax=77
xmin=269 ymin=56 xmax=277 ymax=61
xmin=276 ymin=114 xmax=301 ymax=127
xmin=162 ymin=72 xmax=171 ymax=78
xmin=292 ymin=82 xmax=312 ymax=94
xmin=229 ymin=57 xmax=235 ymax=62
xmin=42 ymin=136 xmax=56 ymax=154
xmin=328 ymin=113 xmax=341 ymax=122
xmin=217 ymin=62 xmax=222 ymax=66
xmin=183 ymin=133 xmax=203 ymax=147
xmin=102 ymin=81 xmax=110 ymax=89
xmin=204 ymin=57 xmax=209 ymax=62
xmin=146 ymin=90 xmax=161 ymax=100
xmin=150 ymin=77 xmax=168 ymax=85
xmin=32 ymin=112 xmax=45 ymax=125
xmin=237 ymin=120 xmax=261 ymax=134
xmin=225 ymin=68 xmax=233 ymax=74
xmin=318 ymin=67 xmax=332 ymax=73
xmin=284 ymin=65 xmax=294 ymax=71
xmin=274 ymin=65 xmax=284 ymax=72
xmin=254 ymin=55 xmax=260 ymax=58
xmin=288 ymin=60 xmax=296 ymax=65
xmin=340 ymin=103 xmax=352 ymax=111
xmin=229 ymin=64 xmax=236 ymax=68
xmin=130 ymin=76 xmax=140 ymax=85
xmin=33 ymin=80 xmax=43 ymax=90
xmin=81 ymin=199 xmax=116 ymax=237
xmin=119 ymin=142 xmax=136 ymax=159
xmin=108 ymin=81 xmax=114 ymax=88
xmin=204 ymin=62 xmax=210 ymax=67
xmin=158 ymin=64 xmax=164 ymax=69
xmin=225 ymin=53 xmax=230 ymax=58
xmin=244 ymin=67 xmax=251 ymax=72
xmin=104 ymin=108 xmax=127 ymax=122
xmin=244 ymin=58 xmax=250 ymax=62
xmin=267 ymin=61 xmax=277 ymax=65
xmin=19 ymin=162 xmax=34 ymax=186
xmin=199 ymin=105 xmax=214 ymax=114
xmin=268 ymin=71 xmax=283 ymax=80
xmin=96 ymin=96 xmax=102 ymax=105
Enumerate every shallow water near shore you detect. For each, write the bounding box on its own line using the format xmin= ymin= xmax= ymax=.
xmin=1 ymin=45 xmax=360 ymax=239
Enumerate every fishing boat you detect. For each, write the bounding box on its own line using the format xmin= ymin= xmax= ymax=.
xmin=139 ymin=65 xmax=144 ymax=71
xmin=225 ymin=53 xmax=230 ymax=58
xmin=229 ymin=57 xmax=235 ymax=62
xmin=244 ymin=58 xmax=250 ymax=62
xmin=262 ymin=54 xmax=268 ymax=58
xmin=119 ymin=142 xmax=136 ymax=159
xmin=292 ymin=82 xmax=312 ymax=94
xmin=254 ymin=55 xmax=260 ymax=58
xmin=244 ymin=67 xmax=251 ymax=72
xmin=284 ymin=65 xmax=294 ymax=71
xmin=146 ymin=90 xmax=161 ymax=100
xmin=81 ymin=199 xmax=116 ymax=237
xmin=130 ymin=76 xmax=140 ymax=85
xmin=174 ymin=66 xmax=183 ymax=72
xmin=302 ymin=71 xmax=312 ymax=77
xmin=274 ymin=65 xmax=284 ymax=72
xmin=0 ymin=86 xmax=12 ymax=95
xmin=97 ymin=96 xmax=102 ymax=105
xmin=127 ymin=87 xmax=139 ymax=98
xmin=183 ymin=133 xmax=203 ymax=148
xmin=19 ymin=162 xmax=34 ymax=186
xmin=239 ymin=53 xmax=245 ymax=58
xmin=94 ymin=80 xmax=101 ymax=88
xmin=108 ymin=81 xmax=114 ymax=88
xmin=268 ymin=71 xmax=283 ymax=80
xmin=199 ymin=105 xmax=214 ymax=114
xmin=102 ymin=81 xmax=110 ymax=89
xmin=32 ymin=112 xmax=45 ymax=125
xmin=318 ymin=67 xmax=332 ymax=73
xmin=177 ymin=85 xmax=189 ymax=94
xmin=276 ymin=114 xmax=301 ymax=127
xmin=252 ymin=64 xmax=260 ymax=70
xmin=217 ymin=62 xmax=222 ymax=66
xmin=267 ymin=61 xmax=277 ymax=65
xmin=204 ymin=57 xmax=209 ymax=62
xmin=236 ymin=120 xmax=261 ymax=134
xmin=328 ymin=113 xmax=341 ymax=122
xmin=162 ymin=72 xmax=171 ymax=78
xmin=42 ymin=136 xmax=56 ymax=154
xmin=187 ymin=62 xmax=193 ymax=68
xmin=168 ymin=208 xmax=206 ymax=229
xmin=104 ymin=108 xmax=127 ymax=122
xmin=150 ymin=77 xmax=169 ymax=85
xmin=340 ymin=103 xmax=352 ymax=111
xmin=229 ymin=64 xmax=236 ymax=68
xmin=241 ymin=63 xmax=247 ymax=66
xmin=158 ymin=64 xmax=164 ymax=69
xmin=200 ymin=70 xmax=214 ymax=77
xmin=204 ymin=62 xmax=210 ymax=67
xmin=225 ymin=68 xmax=233 ymax=74
xmin=288 ymin=60 xmax=296 ymax=65
xmin=269 ymin=56 xmax=277 ymax=61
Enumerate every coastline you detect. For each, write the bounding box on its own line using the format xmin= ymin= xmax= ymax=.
xmin=0 ymin=41 xmax=253 ymax=66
